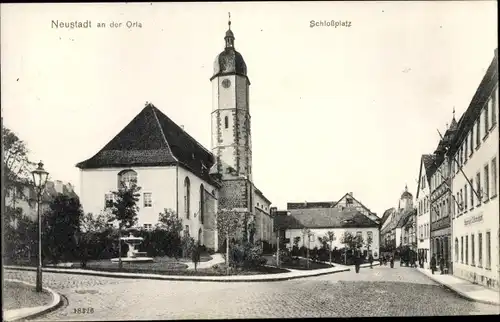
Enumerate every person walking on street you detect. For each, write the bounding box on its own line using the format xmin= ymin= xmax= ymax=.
xmin=439 ymin=256 xmax=445 ymax=275
xmin=390 ymin=255 xmax=394 ymax=268
xmin=430 ymin=254 xmax=437 ymax=275
xmin=354 ymin=250 xmax=361 ymax=273
xmin=369 ymin=253 xmax=374 ymax=269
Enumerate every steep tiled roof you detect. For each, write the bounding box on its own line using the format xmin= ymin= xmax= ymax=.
xmin=381 ymin=207 xmax=395 ymax=225
xmin=396 ymin=209 xmax=416 ymax=228
xmin=76 ymin=103 xmax=219 ymax=186
xmin=422 ymin=154 xmax=435 ymax=182
xmin=274 ymin=208 xmax=379 ymax=230
xmin=287 ymin=201 xmax=336 ymax=209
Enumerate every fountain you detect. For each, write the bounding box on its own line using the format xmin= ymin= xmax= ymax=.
xmin=111 ymin=228 xmax=154 ymax=263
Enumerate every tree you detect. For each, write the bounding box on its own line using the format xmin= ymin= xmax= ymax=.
xmin=2 ymin=127 xmax=35 ymax=207
xmin=156 ymin=208 xmax=183 ymax=234
xmin=42 ymin=195 xmax=84 ymax=264
xmin=293 ymin=236 xmax=301 ymax=248
xmin=365 ymin=233 xmax=373 ymax=254
xmin=216 ymin=209 xmax=241 ymax=275
xmin=109 ymin=180 xmax=141 ymax=270
xmin=320 ymin=231 xmax=336 ymax=265
xmin=301 ymin=228 xmax=313 ymax=268
xmin=80 ymin=210 xmax=113 ymax=233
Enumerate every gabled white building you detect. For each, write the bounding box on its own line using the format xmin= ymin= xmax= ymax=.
xmin=416 ymin=154 xmax=433 ymax=268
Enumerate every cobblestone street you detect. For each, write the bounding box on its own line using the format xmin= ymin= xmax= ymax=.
xmin=4 ymin=264 xmax=499 ymax=320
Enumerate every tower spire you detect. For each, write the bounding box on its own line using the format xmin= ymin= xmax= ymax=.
xmin=224 ymin=12 xmax=235 ymax=48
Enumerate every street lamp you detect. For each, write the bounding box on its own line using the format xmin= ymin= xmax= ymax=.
xmin=31 ymin=161 xmax=49 ymax=292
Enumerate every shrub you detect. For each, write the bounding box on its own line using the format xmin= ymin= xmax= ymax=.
xmin=310 ymin=247 xmax=319 ymax=261
xmin=279 ymin=248 xmax=292 ymax=263
xmin=225 ymin=240 xmax=266 ymax=269
xmin=299 ymin=246 xmax=307 ymax=258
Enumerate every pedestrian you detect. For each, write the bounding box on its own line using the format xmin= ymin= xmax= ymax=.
xmin=390 ymin=255 xmax=394 ymax=268
xmin=430 ymin=254 xmax=437 ymax=275
xmin=439 ymin=256 xmax=445 ymax=275
xmin=369 ymin=253 xmax=374 ymax=269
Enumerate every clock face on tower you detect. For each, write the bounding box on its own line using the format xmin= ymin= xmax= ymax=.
xmin=222 ymin=79 xmax=231 ymax=88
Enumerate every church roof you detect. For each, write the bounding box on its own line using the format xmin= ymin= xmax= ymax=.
xmin=76 ymin=103 xmax=219 ymax=186
xmin=211 ymin=21 xmax=248 ymax=81
xmin=274 ymin=208 xmax=379 ymax=230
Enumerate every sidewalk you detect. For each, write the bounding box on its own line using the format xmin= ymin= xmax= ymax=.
xmin=4 ymin=264 xmax=350 ymax=283
xmin=417 ymin=267 xmax=500 ymax=306
xmin=184 ymin=253 xmax=225 ymax=270
xmin=3 ymin=279 xmax=62 ymax=322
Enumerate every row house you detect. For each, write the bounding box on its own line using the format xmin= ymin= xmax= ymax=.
xmin=416 ymin=154 xmax=434 ymax=268
xmin=448 ymin=48 xmax=499 ymax=290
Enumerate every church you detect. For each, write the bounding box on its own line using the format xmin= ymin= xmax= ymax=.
xmin=76 ymin=19 xmax=274 ymax=251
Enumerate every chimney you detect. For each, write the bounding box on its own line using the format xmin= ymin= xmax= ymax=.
xmin=54 ymin=180 xmax=63 ymax=194
xmin=180 ymin=125 xmax=185 ymax=130
xmin=349 ymin=192 xmax=353 ymax=196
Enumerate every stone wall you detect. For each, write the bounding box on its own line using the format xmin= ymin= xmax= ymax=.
xmin=203 ymin=190 xmax=217 ymax=250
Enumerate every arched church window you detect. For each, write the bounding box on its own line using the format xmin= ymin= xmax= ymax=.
xmin=184 ymin=177 xmax=191 ymax=219
xmin=118 ymin=169 xmax=137 ymax=188
xmin=224 ymin=116 xmax=229 ymax=129
xmin=199 ymin=184 xmax=204 ymax=224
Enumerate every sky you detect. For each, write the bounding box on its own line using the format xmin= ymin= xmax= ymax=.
xmin=1 ymin=1 xmax=498 ymax=217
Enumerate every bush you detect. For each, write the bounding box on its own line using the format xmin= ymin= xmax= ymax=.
xmin=279 ymin=248 xmax=292 ymax=263
xmin=299 ymin=246 xmax=307 ymax=258
xmin=291 ymin=245 xmax=300 ymax=257
xmin=224 ymin=240 xmax=266 ymax=269
xmin=310 ymin=247 xmax=319 ymax=261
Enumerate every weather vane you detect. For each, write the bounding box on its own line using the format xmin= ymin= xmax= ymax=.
xmin=228 ymin=12 xmax=231 ymax=29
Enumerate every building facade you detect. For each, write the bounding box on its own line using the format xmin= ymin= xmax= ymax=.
xmin=449 ymin=48 xmax=499 ymax=290
xmin=416 ymin=154 xmax=433 ymax=268
xmin=76 ymin=20 xmax=274 ymax=250
xmin=274 ymin=206 xmax=380 ymax=259
xmin=5 ymin=180 xmax=78 ymax=225
xmin=427 ymin=110 xmax=458 ymax=274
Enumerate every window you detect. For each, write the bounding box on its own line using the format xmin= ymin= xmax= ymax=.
xmin=185 ymin=225 xmax=190 ymax=236
xmin=484 ymin=99 xmax=490 ymax=135
xmin=464 ymin=184 xmax=468 ymax=211
xmin=470 ymin=128 xmax=475 ymax=154
xmin=199 ymin=184 xmax=204 ymax=224
xmin=144 ymin=193 xmax=152 ymax=207
xmin=465 ymin=235 xmax=469 ymax=265
xmin=476 ymin=172 xmax=481 ymax=205
xmin=478 ymin=232 xmax=483 ymax=267
xmin=143 ymin=223 xmax=153 ymax=231
xmin=456 ymin=192 xmax=461 ymax=213
xmin=105 ymin=193 xmax=114 ymax=208
xmin=184 ymin=177 xmax=191 ymax=219
xmin=460 ymin=189 xmax=463 ymax=213
xmin=470 ymin=178 xmax=474 ymax=209
xmin=484 ymin=164 xmax=490 ymax=200
xmin=492 ymin=158 xmax=498 ymax=197
xmin=461 ymin=236 xmax=464 ymax=263
xmin=476 ymin=118 xmax=481 ymax=147
xmin=464 ymin=140 xmax=468 ymax=162
xmin=486 ymin=231 xmax=491 ymax=269
xmin=224 ymin=116 xmax=229 ymax=129
xmin=492 ymin=89 xmax=497 ymax=127
xmin=455 ymin=238 xmax=459 ymax=262
xmin=471 ymin=234 xmax=475 ymax=266
xmin=118 ymin=169 xmax=137 ymax=187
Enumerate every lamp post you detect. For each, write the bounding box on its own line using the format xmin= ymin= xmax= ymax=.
xmin=31 ymin=161 xmax=49 ymax=292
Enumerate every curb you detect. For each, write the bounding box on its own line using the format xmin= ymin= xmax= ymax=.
xmin=4 ymin=265 xmax=350 ymax=283
xmin=3 ymin=279 xmax=63 ymax=322
xmin=416 ymin=268 xmax=500 ymax=306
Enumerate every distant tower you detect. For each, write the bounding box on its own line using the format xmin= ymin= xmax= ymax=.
xmin=210 ymin=14 xmax=252 ymax=181
xmin=399 ymin=184 xmax=413 ymax=210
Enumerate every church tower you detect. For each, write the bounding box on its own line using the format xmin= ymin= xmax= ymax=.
xmin=210 ymin=15 xmax=252 ymax=181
